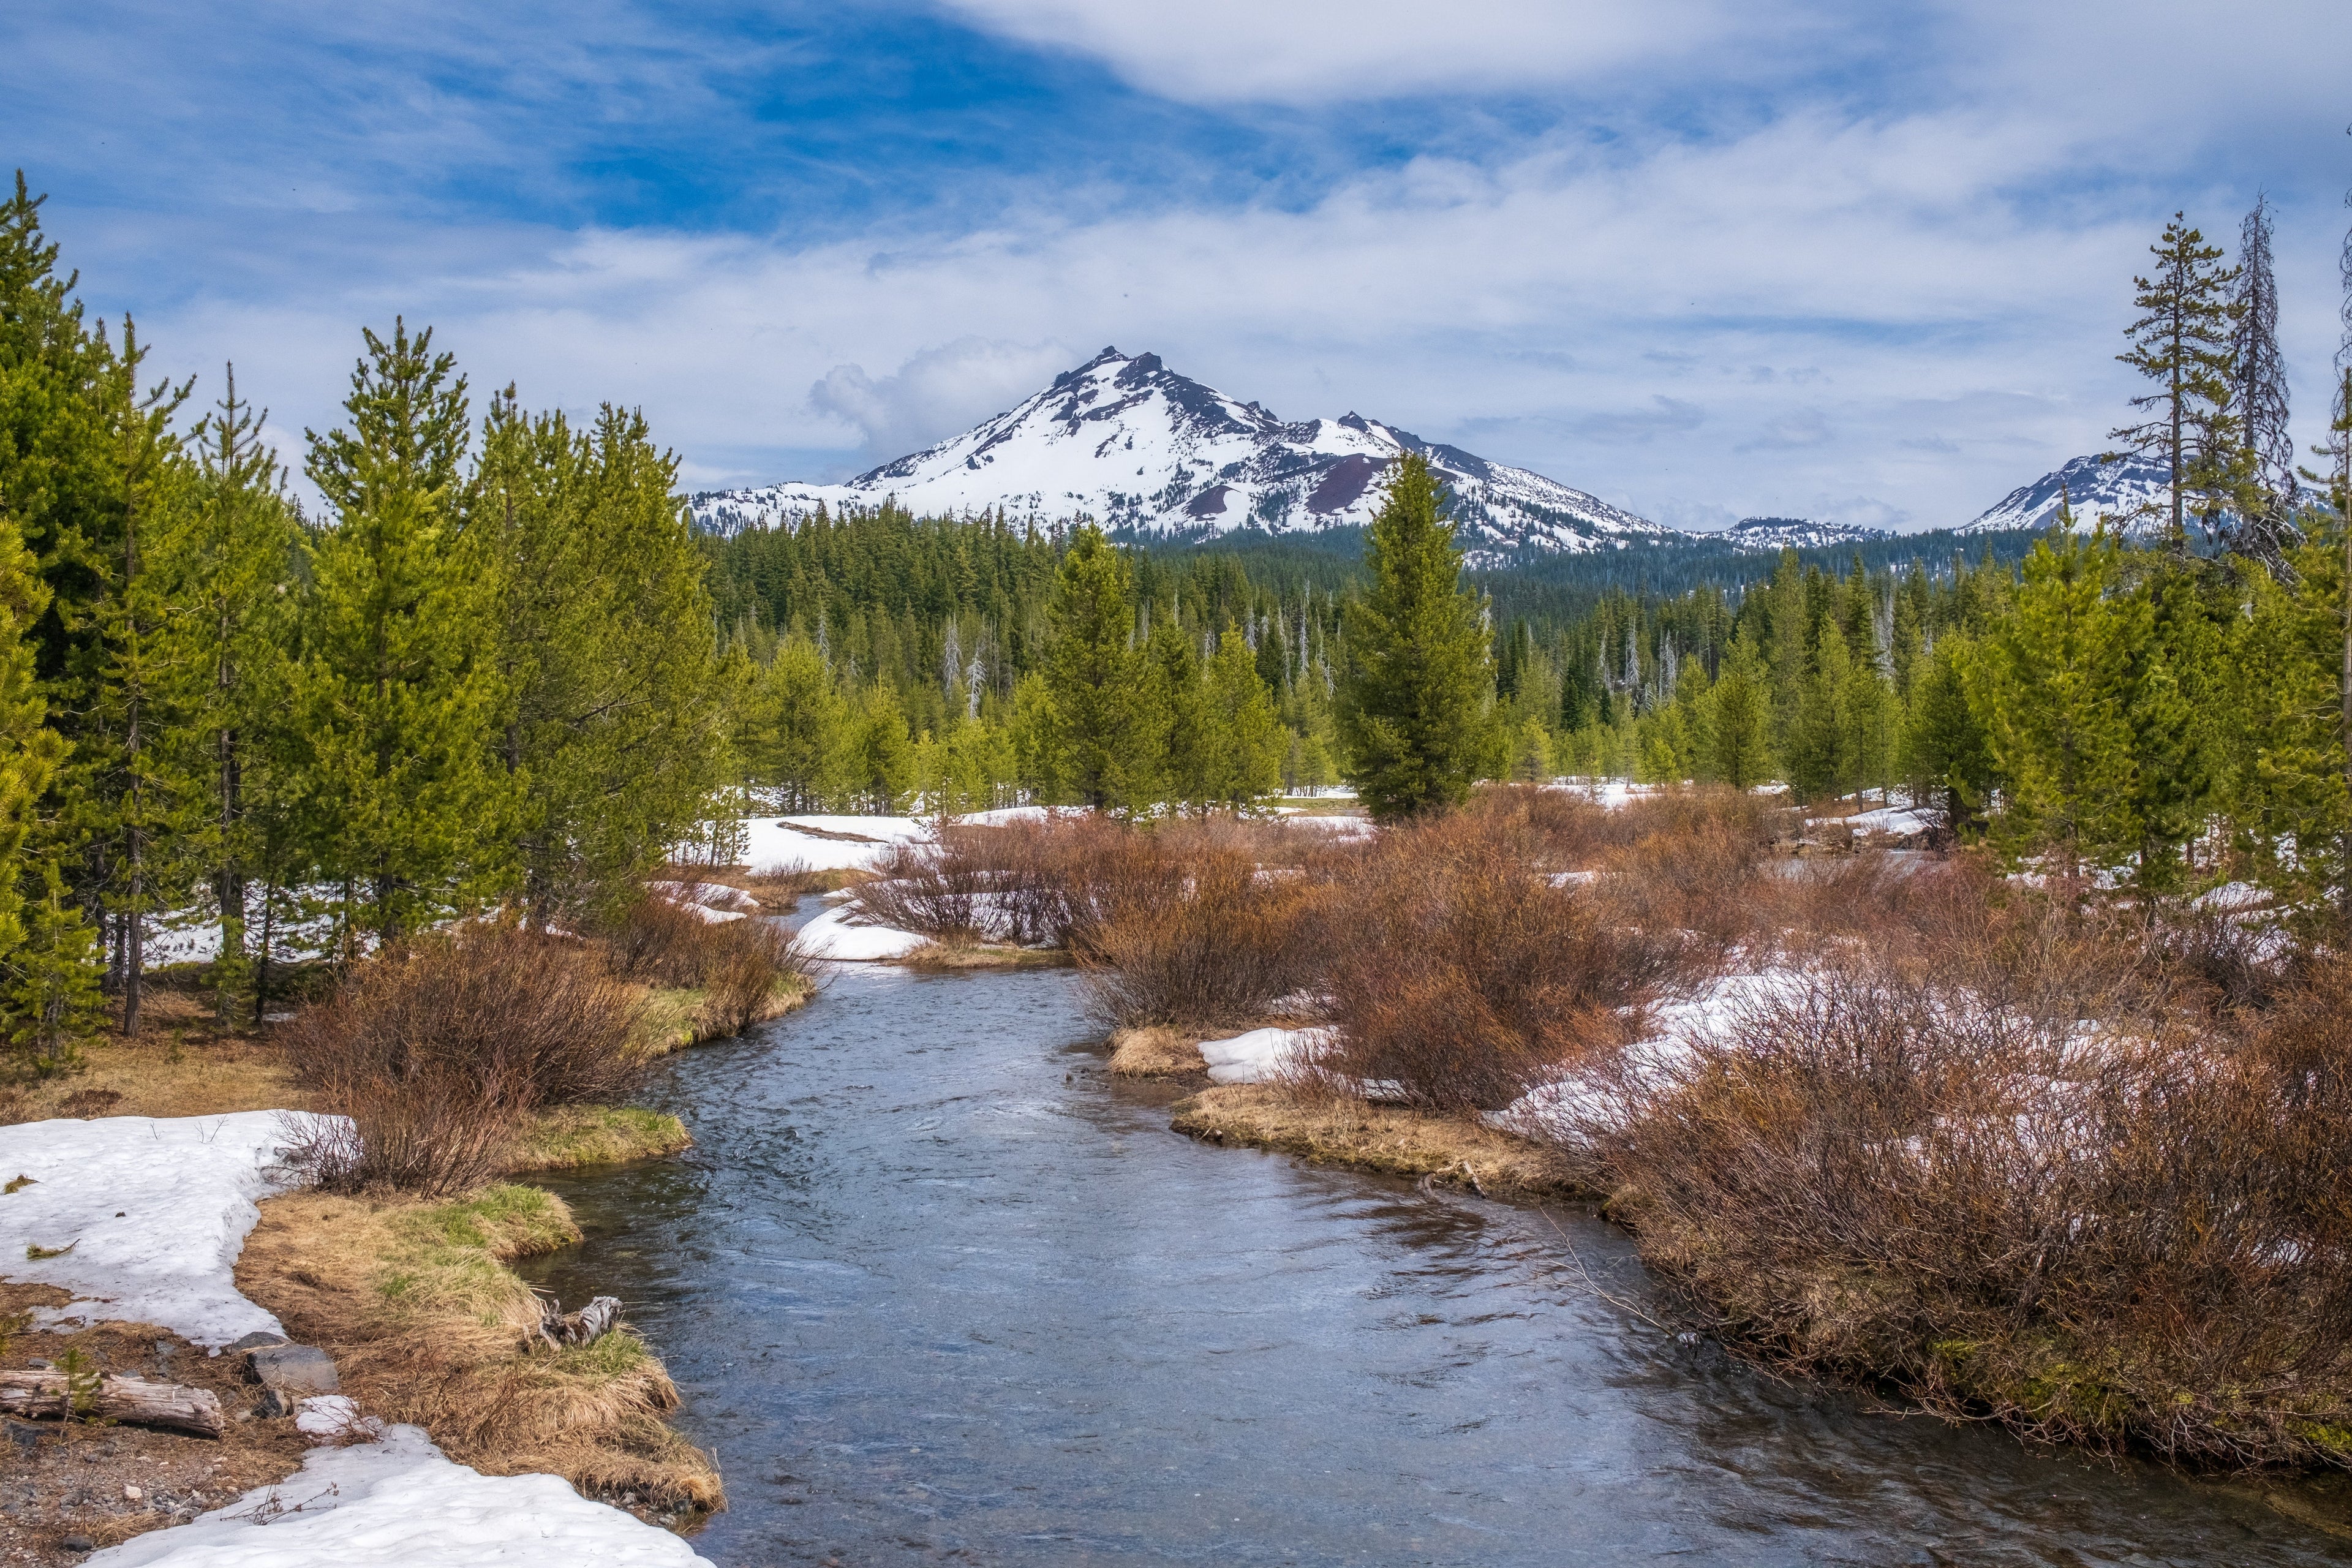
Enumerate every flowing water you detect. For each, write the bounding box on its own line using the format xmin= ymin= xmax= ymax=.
xmin=521 ymin=934 xmax=2351 ymax=1566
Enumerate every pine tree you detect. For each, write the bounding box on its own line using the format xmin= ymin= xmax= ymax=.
xmin=1784 ymin=628 xmax=1852 ymax=803
xmin=847 ymin=681 xmax=915 ymax=813
xmin=1978 ymin=528 xmax=2141 ymax=875
xmin=1201 ymin=628 xmax=1285 ymax=808
xmin=0 ymin=502 xmax=64 ymax=1029
xmin=1699 ymin=635 xmax=1771 ymax=789
xmin=1335 ymin=453 xmax=1495 ymax=819
xmin=296 ymin=321 xmax=510 ymax=946
xmin=6 ymin=859 xmax=101 ymax=1074
xmin=2110 ymin=214 xmax=2243 ymax=552
xmin=1042 ymin=526 xmax=1156 ymax=812
xmin=83 ymin=321 xmax=195 ymax=1035
xmin=0 ymin=173 xmax=132 ymax=1025
xmin=477 ymin=395 xmax=731 ymax=920
xmin=165 ymin=366 xmax=303 ymax=1024
xmin=1899 ymin=634 xmax=1994 ymax=838
xmin=745 ymin=633 xmax=851 ymax=811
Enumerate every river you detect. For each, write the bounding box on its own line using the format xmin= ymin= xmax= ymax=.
xmin=519 ymin=954 xmax=2351 ymax=1566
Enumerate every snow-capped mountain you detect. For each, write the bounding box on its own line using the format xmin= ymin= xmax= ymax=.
xmin=692 ymin=347 xmax=1675 ymax=558
xmin=1707 ymin=516 xmax=1892 ymax=551
xmin=1961 ymin=454 xmax=2173 ymax=537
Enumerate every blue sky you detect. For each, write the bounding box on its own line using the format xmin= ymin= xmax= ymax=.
xmin=7 ymin=0 xmax=2350 ymax=530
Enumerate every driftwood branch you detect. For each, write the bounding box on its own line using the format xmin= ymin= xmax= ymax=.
xmin=530 ymin=1290 xmax=624 ymax=1351
xmin=0 ymin=1371 xmax=225 ymax=1436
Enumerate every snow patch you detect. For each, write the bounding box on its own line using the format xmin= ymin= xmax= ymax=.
xmin=1199 ymin=1026 xmax=1327 ymax=1085
xmin=793 ymin=905 xmax=930 ymax=962
xmin=0 ymin=1111 xmax=337 ymax=1348
xmin=87 ymin=1422 xmax=709 ymax=1567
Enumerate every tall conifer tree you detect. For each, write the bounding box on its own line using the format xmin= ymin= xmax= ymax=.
xmin=2110 ymin=214 xmax=2243 ymax=552
xmin=1335 ymin=453 xmax=1494 ymax=819
xmin=2229 ymin=194 xmax=2297 ymax=568
xmin=1043 ymin=526 xmax=1155 ymax=812
xmin=297 ymin=321 xmax=508 ymax=945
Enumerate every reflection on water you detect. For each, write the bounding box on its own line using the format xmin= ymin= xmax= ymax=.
xmin=521 ymin=941 xmax=2347 ymax=1566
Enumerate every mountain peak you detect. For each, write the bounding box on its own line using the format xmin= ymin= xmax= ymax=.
xmin=1961 ymin=454 xmax=2172 ymax=536
xmin=694 ymin=349 xmax=1670 ymax=559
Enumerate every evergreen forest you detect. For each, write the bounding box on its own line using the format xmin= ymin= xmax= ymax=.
xmin=4 ymin=168 xmax=2351 ymax=1075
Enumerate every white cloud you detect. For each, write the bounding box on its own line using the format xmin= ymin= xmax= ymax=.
xmin=809 ymin=337 xmax=1079 ymax=469
xmin=68 ymin=1 xmax=2351 ymax=535
xmin=931 ymin=0 xmax=1777 ymax=104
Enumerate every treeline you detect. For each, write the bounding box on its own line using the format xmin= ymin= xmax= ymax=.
xmin=1 ymin=178 xmax=733 ymax=1061
xmin=709 ymin=505 xmax=1351 ymax=812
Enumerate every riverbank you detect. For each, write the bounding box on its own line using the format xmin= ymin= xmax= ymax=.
xmin=635 ymin=976 xmax=812 ymax=1055
xmin=1169 ymin=1084 xmax=1595 ymax=1201
xmin=0 ymin=1110 xmax=718 ymax=1564
xmin=235 ymin=1183 xmax=724 ymax=1522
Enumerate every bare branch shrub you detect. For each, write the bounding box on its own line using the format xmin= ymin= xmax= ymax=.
xmin=1594 ymin=917 xmax=2352 ymax=1469
xmin=607 ymin=894 xmax=719 ymax=988
xmin=693 ymin=916 xmax=804 ymax=1036
xmin=855 ymin=839 xmax=1000 ymax=943
xmin=1316 ymin=813 xmax=1676 ymax=1113
xmin=281 ymin=923 xmax=647 ymax=1195
xmin=1078 ymin=845 xmax=1322 ymax=1030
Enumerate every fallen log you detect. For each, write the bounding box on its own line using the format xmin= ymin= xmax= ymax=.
xmin=0 ymin=1371 xmax=225 ymax=1436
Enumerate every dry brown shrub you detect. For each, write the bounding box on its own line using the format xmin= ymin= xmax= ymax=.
xmin=606 ymin=891 xmax=809 ymax=1036
xmin=693 ymin=915 xmax=802 ymax=1036
xmin=1593 ymin=809 xmax=1779 ymax=973
xmin=1079 ymin=844 xmax=1322 ymax=1030
xmin=1594 ymin=919 xmax=2352 ymax=1470
xmin=1316 ymin=813 xmax=1674 ymax=1113
xmin=608 ymin=893 xmax=718 ymax=987
xmin=281 ymin=923 xmax=647 ymax=1196
xmin=856 ymin=838 xmax=1001 ymax=943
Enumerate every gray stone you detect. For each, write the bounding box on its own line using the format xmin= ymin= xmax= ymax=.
xmin=4 ymin=1419 xmax=55 ymax=1456
xmin=225 ymin=1330 xmax=287 ymax=1353
xmin=247 ymin=1343 xmax=338 ymax=1395
xmin=63 ymin=1535 xmax=93 ymax=1553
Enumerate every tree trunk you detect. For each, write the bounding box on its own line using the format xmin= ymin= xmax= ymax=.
xmin=0 ymin=1372 xmax=224 ymax=1436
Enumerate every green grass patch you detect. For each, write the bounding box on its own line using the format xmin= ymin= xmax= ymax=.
xmin=505 ymin=1106 xmax=692 ymax=1174
xmin=373 ymin=1183 xmax=582 ymax=1325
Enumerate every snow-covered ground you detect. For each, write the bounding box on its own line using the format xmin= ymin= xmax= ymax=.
xmin=1487 ymin=970 xmax=1808 ymax=1144
xmin=1199 ymin=1027 xmax=1327 ymax=1085
xmin=739 ymin=815 xmax=927 ymax=874
xmin=88 ymin=1421 xmax=710 ymax=1567
xmin=0 ymin=1112 xmax=334 ymax=1348
xmin=1 ymin=1112 xmax=711 ymax=1565
xmin=792 ymin=903 xmax=931 ymax=962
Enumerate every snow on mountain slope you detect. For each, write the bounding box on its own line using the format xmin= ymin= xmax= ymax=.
xmin=1708 ymin=516 xmax=1891 ymax=551
xmin=1960 ymin=454 xmax=2174 ymax=537
xmin=692 ymin=347 xmax=1674 ymax=558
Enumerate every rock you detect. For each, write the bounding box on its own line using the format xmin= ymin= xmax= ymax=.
xmin=62 ymin=1536 xmax=92 ymax=1553
xmin=123 ymin=1484 xmax=143 ymax=1502
xmin=4 ymin=1418 xmax=55 ymax=1455
xmin=247 ymin=1343 xmax=337 ymax=1395
xmin=225 ymin=1330 xmax=288 ymax=1353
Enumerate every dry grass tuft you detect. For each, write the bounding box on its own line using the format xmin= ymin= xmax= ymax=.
xmin=1106 ymin=1025 xmax=1205 ymax=1077
xmin=1170 ymin=1084 xmax=1593 ymax=1200
xmin=237 ymin=1184 xmax=722 ymax=1515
